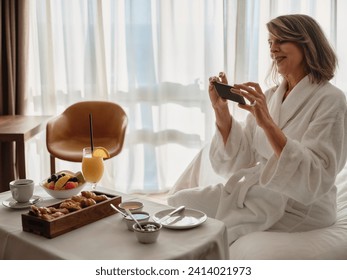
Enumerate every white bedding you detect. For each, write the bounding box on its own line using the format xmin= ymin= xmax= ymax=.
xmin=171 ymin=145 xmax=347 ymax=259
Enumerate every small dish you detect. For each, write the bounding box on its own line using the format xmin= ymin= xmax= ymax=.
xmin=123 ymin=211 xmax=150 ymax=231
xmin=133 ymin=221 xmax=162 ymax=244
xmin=118 ymin=201 xmax=143 ymax=212
xmin=2 ymin=195 xmax=42 ymax=209
xmin=152 ymin=208 xmax=207 ymax=229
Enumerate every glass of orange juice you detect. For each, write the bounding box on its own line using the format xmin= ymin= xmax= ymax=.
xmin=82 ymin=147 xmax=106 ymax=190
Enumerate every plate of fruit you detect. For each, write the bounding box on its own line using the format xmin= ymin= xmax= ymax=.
xmin=40 ymin=170 xmax=86 ymax=199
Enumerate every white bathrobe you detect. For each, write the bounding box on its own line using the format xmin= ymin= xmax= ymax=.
xmin=168 ymin=76 xmax=347 ymax=245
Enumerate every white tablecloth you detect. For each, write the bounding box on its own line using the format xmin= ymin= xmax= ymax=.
xmin=0 ymin=186 xmax=229 ymax=260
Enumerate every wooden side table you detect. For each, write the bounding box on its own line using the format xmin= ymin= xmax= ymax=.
xmin=0 ymin=115 xmax=51 ymax=180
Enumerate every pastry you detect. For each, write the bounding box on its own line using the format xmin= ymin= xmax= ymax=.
xmin=93 ymin=194 xmax=108 ymax=202
xmin=81 ymin=191 xmax=94 ymax=198
xmin=59 ymin=200 xmax=82 ymax=211
xmin=30 ymin=205 xmax=42 ymax=217
xmin=80 ymin=198 xmax=97 ymax=208
xmin=71 ymin=195 xmax=84 ymax=202
xmin=48 ymin=207 xmax=69 ymax=214
xmin=29 ymin=192 xmax=110 ymax=220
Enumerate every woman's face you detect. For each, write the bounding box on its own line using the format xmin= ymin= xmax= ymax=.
xmin=268 ymin=34 xmax=306 ymax=80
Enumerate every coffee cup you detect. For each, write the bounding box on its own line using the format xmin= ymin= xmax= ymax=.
xmin=9 ymin=179 xmax=35 ymax=203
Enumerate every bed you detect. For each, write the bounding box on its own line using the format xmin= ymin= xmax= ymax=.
xmin=171 ymin=145 xmax=347 ymax=259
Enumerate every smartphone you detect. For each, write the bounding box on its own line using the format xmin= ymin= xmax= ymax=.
xmin=213 ymin=81 xmax=246 ymax=105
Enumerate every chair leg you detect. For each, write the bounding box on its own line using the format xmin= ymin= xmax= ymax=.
xmin=50 ymin=155 xmax=56 ymax=175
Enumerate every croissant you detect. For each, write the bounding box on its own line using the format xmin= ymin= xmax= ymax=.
xmin=30 ymin=205 xmax=42 ymax=217
xmin=93 ymin=194 xmax=108 ymax=202
xmin=71 ymin=195 xmax=84 ymax=202
xmin=48 ymin=207 xmax=70 ymax=214
xmin=80 ymin=198 xmax=97 ymax=208
xmin=81 ymin=191 xmax=94 ymax=198
xmin=59 ymin=200 xmax=82 ymax=211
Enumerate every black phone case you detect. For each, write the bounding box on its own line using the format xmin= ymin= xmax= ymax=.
xmin=214 ymin=82 xmax=246 ymax=105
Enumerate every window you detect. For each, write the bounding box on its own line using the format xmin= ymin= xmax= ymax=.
xmin=27 ymin=0 xmax=346 ymax=193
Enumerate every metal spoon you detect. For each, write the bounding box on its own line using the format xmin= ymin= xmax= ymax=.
xmin=29 ymin=197 xmax=41 ymax=205
xmin=110 ymin=203 xmax=127 ymax=217
xmin=125 ymin=208 xmax=144 ymax=230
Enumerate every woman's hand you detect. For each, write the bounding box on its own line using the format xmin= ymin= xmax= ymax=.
xmin=208 ymin=72 xmax=229 ymax=110
xmin=232 ymin=82 xmax=287 ymax=157
xmin=232 ymin=82 xmax=272 ymax=129
xmin=208 ymin=72 xmax=232 ymax=144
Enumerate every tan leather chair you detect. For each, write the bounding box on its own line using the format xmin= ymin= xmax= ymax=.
xmin=46 ymin=101 xmax=127 ymax=174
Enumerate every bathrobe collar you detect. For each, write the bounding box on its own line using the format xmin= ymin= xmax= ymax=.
xmin=279 ymin=75 xmax=321 ymax=129
xmin=254 ymin=75 xmax=320 ymax=159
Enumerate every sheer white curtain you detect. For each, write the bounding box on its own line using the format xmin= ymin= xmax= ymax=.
xmin=26 ymin=0 xmax=346 ymax=194
xmin=27 ymin=0 xmax=227 ymax=193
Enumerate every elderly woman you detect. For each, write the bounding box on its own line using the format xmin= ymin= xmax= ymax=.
xmin=168 ymin=14 xmax=347 ymax=244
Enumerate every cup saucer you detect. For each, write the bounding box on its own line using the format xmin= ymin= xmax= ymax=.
xmin=2 ymin=195 xmax=42 ymax=209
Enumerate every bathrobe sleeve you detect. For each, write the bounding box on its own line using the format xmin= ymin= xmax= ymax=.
xmin=260 ymin=90 xmax=347 ymax=205
xmin=209 ymin=114 xmax=257 ymax=179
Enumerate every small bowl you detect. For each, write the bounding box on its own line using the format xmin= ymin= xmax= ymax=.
xmin=40 ymin=170 xmax=86 ymax=199
xmin=133 ymin=221 xmax=162 ymax=244
xmin=123 ymin=211 xmax=150 ymax=231
xmin=118 ymin=201 xmax=143 ymax=212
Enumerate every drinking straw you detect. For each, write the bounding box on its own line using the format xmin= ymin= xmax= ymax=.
xmin=89 ymin=113 xmax=94 ymax=152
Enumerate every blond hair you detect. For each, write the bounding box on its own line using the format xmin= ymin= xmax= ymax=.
xmin=266 ymin=14 xmax=337 ymax=84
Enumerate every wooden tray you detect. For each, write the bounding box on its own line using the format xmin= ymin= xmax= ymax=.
xmin=22 ymin=191 xmax=121 ymax=238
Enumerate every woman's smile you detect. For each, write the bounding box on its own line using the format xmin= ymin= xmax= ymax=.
xmin=274 ymin=55 xmax=286 ymax=64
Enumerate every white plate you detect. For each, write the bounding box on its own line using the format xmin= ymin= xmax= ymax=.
xmin=2 ymin=195 xmax=42 ymax=209
xmin=152 ymin=208 xmax=207 ymax=229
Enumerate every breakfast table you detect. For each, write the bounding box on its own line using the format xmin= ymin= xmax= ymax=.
xmin=0 ymin=185 xmax=230 ymax=260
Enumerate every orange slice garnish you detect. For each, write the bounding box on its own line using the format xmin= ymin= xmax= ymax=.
xmin=92 ymin=147 xmax=110 ymax=158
